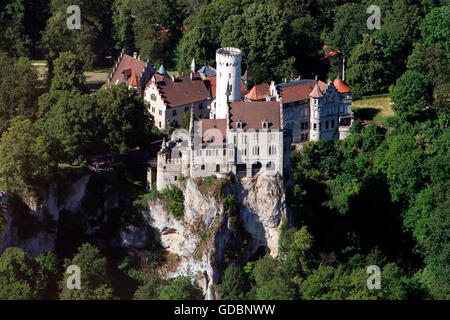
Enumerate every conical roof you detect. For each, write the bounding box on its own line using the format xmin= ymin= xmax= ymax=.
xmin=333 ymin=76 xmax=351 ymax=93
xmin=158 ymin=64 xmax=167 ymax=75
xmin=309 ymin=81 xmax=323 ymax=98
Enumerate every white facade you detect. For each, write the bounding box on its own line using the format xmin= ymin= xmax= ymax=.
xmin=215 ymin=47 xmax=242 ymax=119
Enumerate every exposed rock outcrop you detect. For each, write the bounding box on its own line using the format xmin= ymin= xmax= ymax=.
xmin=0 ymin=174 xmax=91 ymax=257
xmin=144 ymin=173 xmax=290 ymax=299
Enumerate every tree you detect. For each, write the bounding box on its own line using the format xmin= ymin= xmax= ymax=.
xmin=37 ymin=91 xmax=100 ymax=162
xmin=50 ymin=51 xmax=86 ymax=92
xmin=346 ymin=34 xmax=387 ymax=98
xmin=158 ymin=276 xmax=199 ymax=300
xmin=0 ymin=117 xmax=55 ymax=192
xmin=133 ymin=272 xmax=167 ymax=300
xmin=372 ymin=0 xmax=422 ymax=84
xmin=94 ymin=84 xmax=153 ymax=154
xmin=175 ymin=0 xmax=245 ymax=71
xmin=112 ymin=0 xmax=135 ymax=53
xmin=0 ymin=0 xmax=31 ymax=57
xmin=391 ymin=70 xmax=431 ymax=121
xmin=132 ymin=0 xmax=185 ymax=67
xmin=420 ymin=6 xmax=450 ymax=58
xmin=59 ymin=243 xmax=115 ymax=300
xmin=0 ymin=247 xmax=49 ymax=299
xmin=220 ymin=3 xmax=295 ymax=83
xmin=40 ymin=0 xmax=112 ymax=70
xmin=217 ymin=262 xmax=246 ymax=300
xmin=251 ymin=255 xmax=297 ymax=300
xmin=0 ymin=51 xmax=39 ymax=133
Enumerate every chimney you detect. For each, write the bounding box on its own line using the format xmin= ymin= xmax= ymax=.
xmin=133 ymin=52 xmax=138 ymax=59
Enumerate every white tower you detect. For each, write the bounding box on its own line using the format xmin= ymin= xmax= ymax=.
xmin=215 ymin=47 xmax=242 ymax=119
xmin=309 ymin=78 xmax=324 ymax=142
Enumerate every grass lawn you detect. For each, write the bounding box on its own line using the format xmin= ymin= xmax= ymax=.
xmin=352 ymin=93 xmax=394 ymax=123
xmin=84 ymin=68 xmax=110 ymax=90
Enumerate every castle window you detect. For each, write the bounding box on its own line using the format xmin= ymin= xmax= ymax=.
xmin=326 ymin=121 xmax=329 ymax=129
xmin=313 ymin=123 xmax=317 ymax=131
xmin=229 ymin=73 xmax=231 ymax=79
xmin=262 ymin=120 xmax=269 ymax=130
xmin=230 ymin=85 xmax=232 ymax=93
xmin=301 ymin=123 xmax=304 ymax=130
xmin=201 ymin=165 xmax=205 ymax=170
xmin=305 ymin=122 xmax=308 ymax=129
xmin=216 ymin=164 xmax=220 ymax=172
xmin=173 ymin=110 xmax=177 ymax=116
xmin=159 ymin=110 xmax=162 ymax=115
xmin=331 ymin=120 xmax=335 ymax=128
xmin=174 ymin=176 xmax=177 ymax=181
xmin=152 ymin=107 xmax=155 ymax=113
xmin=185 ymin=106 xmax=189 ymax=111
xmin=234 ymin=136 xmax=237 ymax=144
xmin=236 ymin=121 xmax=243 ymax=129
xmin=151 ymin=94 xmax=156 ymax=101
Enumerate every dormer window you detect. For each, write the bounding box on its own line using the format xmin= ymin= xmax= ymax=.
xmin=262 ymin=120 xmax=269 ymax=130
xmin=236 ymin=121 xmax=243 ymax=129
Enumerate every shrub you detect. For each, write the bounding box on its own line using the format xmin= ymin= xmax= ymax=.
xmin=161 ymin=185 xmax=184 ymax=219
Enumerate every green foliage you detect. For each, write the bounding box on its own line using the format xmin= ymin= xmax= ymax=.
xmin=94 ymin=84 xmax=154 ymax=154
xmin=217 ymin=262 xmax=246 ymax=300
xmin=420 ymin=6 xmax=450 ymax=57
xmin=133 ymin=271 xmax=167 ymax=300
xmin=251 ymin=255 xmax=297 ymax=300
xmin=347 ymin=34 xmax=387 ymax=98
xmin=41 ymin=0 xmax=112 ymax=70
xmin=0 ymin=51 xmax=39 ymax=133
xmin=59 ymin=243 xmax=115 ymax=300
xmin=180 ymin=110 xmax=197 ymax=130
xmin=50 ymin=51 xmax=86 ymax=92
xmin=0 ymin=117 xmax=55 ymax=192
xmin=0 ymin=247 xmax=56 ymax=299
xmin=391 ymin=71 xmax=431 ymax=121
xmin=158 ymin=276 xmax=199 ymax=300
xmin=37 ymin=91 xmax=99 ymax=162
xmin=161 ymin=185 xmax=185 ymax=219
xmin=220 ymin=3 xmax=295 ymax=83
xmin=132 ymin=0 xmax=185 ymax=67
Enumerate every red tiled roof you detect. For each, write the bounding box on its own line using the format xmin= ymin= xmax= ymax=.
xmin=229 ymin=101 xmax=281 ymax=130
xmin=128 ymin=74 xmax=140 ymax=86
xmin=245 ymin=83 xmax=270 ymax=101
xmin=199 ymin=119 xmax=227 ymax=146
xmin=309 ymin=81 xmax=323 ymax=98
xmin=279 ymin=80 xmax=327 ymax=103
xmin=333 ymin=77 xmax=351 ymax=93
xmin=111 ymin=54 xmax=148 ymax=86
xmin=151 ymin=73 xmax=210 ymax=108
xmin=205 ymin=76 xmax=217 ymax=99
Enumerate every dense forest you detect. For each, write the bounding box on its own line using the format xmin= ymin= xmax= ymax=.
xmin=0 ymin=0 xmax=448 ymax=300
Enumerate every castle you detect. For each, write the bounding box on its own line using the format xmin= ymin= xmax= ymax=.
xmin=108 ymin=47 xmax=353 ymax=191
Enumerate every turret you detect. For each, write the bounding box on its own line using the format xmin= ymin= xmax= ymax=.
xmin=215 ymin=47 xmax=242 ymax=119
xmin=309 ymin=76 xmax=324 ymax=142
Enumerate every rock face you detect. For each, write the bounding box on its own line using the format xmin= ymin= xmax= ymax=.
xmin=0 ymin=174 xmax=91 ymax=257
xmin=145 ymin=173 xmax=289 ymax=299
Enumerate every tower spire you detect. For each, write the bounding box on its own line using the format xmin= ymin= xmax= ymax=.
xmin=191 ymin=58 xmax=196 ymax=73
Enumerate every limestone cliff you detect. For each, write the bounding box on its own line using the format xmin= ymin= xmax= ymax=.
xmin=144 ymin=173 xmax=290 ymax=299
xmin=0 ymin=174 xmax=91 ymax=257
